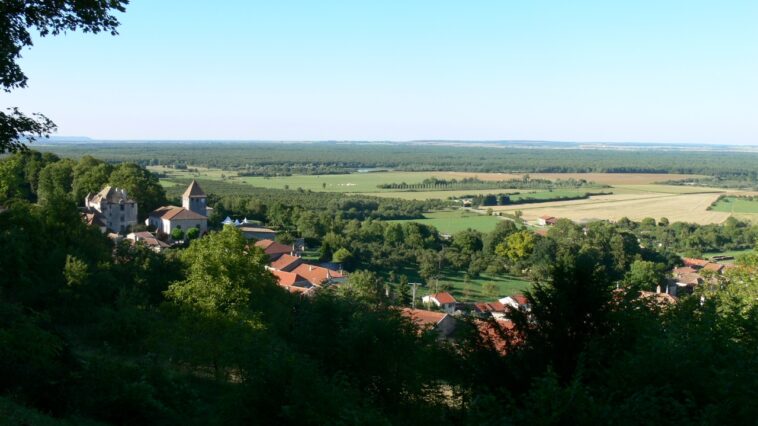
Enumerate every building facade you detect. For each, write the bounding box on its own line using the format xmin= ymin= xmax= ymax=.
xmin=84 ymin=186 xmax=138 ymax=233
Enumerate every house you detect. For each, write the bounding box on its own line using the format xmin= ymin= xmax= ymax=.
xmin=146 ymin=181 xmax=208 ymax=236
xmin=270 ymin=270 xmax=314 ymax=294
xmin=290 ymin=263 xmax=345 ymax=287
xmin=126 ymin=231 xmax=171 ymax=252
xmin=702 ymin=262 xmax=725 ymax=274
xmin=537 ymin=215 xmax=558 ymax=226
xmin=401 ymin=308 xmax=457 ymax=339
xmin=473 ymin=301 xmax=508 ymax=319
xmin=268 ymin=254 xmax=303 ymax=272
xmin=254 ymin=239 xmax=295 ymax=260
xmin=422 ymin=292 xmax=458 ymax=314
xmin=239 ymin=226 xmax=277 ymax=241
xmin=500 ymin=294 xmax=530 ymax=312
xmin=84 ymin=186 xmax=138 ymax=233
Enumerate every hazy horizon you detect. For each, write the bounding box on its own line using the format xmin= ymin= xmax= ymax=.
xmin=7 ymin=1 xmax=758 ymax=144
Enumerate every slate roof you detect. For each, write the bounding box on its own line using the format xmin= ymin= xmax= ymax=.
xmin=89 ymin=186 xmax=133 ymax=204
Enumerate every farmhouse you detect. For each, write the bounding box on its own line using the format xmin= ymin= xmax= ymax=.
xmin=146 ymin=181 xmax=208 ymax=235
xmin=271 ymin=270 xmax=314 ymax=294
xmin=422 ymin=292 xmax=458 ymax=313
xmin=84 ymin=186 xmax=138 ymax=233
xmin=473 ymin=301 xmax=508 ymax=319
xmin=126 ymin=231 xmax=170 ymax=252
xmin=254 ymin=239 xmax=296 ymax=260
xmin=401 ymin=308 xmax=457 ymax=339
xmin=268 ymin=254 xmax=303 ymax=272
xmin=537 ymin=215 xmax=558 ymax=226
xmin=290 ymin=263 xmax=345 ymax=287
xmin=500 ymin=294 xmax=530 ymax=312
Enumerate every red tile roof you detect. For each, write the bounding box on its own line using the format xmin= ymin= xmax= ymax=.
xmin=150 ymin=206 xmax=206 ymax=221
xmin=512 ymin=294 xmax=529 ymax=305
xmin=429 ymin=292 xmax=457 ymax=305
xmin=534 ymin=229 xmax=549 ymax=237
xmin=474 ymin=301 xmax=506 ymax=313
xmin=254 ymin=239 xmax=293 ymax=257
xmin=683 ymin=258 xmax=710 ymax=268
xmin=702 ymin=263 xmax=724 ymax=273
xmin=269 ymin=254 xmax=302 ymax=271
xmin=401 ymin=308 xmax=447 ymax=327
xmin=677 ymin=272 xmax=702 ymax=286
xmin=271 ymin=270 xmax=309 ymax=287
xmin=673 ymin=266 xmax=697 ymax=276
xmin=290 ymin=263 xmax=343 ymax=286
xmin=539 ymin=215 xmax=555 ymax=220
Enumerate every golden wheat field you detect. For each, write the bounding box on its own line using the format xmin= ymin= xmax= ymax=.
xmin=488 ymin=190 xmax=732 ymax=224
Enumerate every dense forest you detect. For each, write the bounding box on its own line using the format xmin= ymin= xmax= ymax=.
xmin=37 ymin=141 xmax=758 ymax=177
xmin=2 ymin=152 xmax=757 ymax=425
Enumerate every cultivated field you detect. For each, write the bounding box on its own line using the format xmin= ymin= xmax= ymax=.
xmin=486 ymin=190 xmax=731 ymax=224
xmin=150 ymin=166 xmax=750 ymax=224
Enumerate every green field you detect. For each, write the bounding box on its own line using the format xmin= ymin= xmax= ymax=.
xmin=710 ymin=196 xmax=758 ymax=214
xmin=702 ymin=248 xmax=755 ymax=260
xmin=390 ymin=210 xmax=505 ymax=234
xmin=439 ymin=270 xmax=531 ymax=302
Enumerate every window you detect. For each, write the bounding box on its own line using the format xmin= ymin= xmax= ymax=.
xmin=120 ymin=204 xmax=124 ymax=211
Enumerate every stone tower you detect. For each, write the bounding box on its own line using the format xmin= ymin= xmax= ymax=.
xmin=182 ymin=180 xmax=207 ymax=217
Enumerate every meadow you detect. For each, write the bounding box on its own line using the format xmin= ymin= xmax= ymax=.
xmin=389 ymin=210 xmax=505 ymax=234
xmin=709 ymin=196 xmax=758 ymax=214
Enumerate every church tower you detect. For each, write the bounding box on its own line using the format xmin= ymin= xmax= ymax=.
xmin=182 ymin=180 xmax=207 ymax=217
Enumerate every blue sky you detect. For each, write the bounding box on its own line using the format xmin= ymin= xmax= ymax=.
xmin=5 ymin=0 xmax=757 ymax=143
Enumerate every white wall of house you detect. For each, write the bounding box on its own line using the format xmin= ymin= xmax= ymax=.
xmin=162 ymin=218 xmax=207 ymax=235
xmin=87 ymin=198 xmax=137 ymax=233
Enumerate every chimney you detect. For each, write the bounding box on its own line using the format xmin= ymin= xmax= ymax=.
xmin=655 ymin=285 xmax=661 ymax=294
xmin=309 ymin=265 xmax=313 ymax=271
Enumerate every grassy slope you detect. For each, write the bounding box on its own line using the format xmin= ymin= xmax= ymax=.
xmin=389 ymin=210 xmax=504 ymax=234
xmin=710 ymin=196 xmax=758 ymax=213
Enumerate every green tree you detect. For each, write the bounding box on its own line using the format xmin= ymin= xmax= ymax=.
xmin=397 ymin=274 xmax=411 ymax=306
xmin=171 ymin=228 xmax=184 ymax=241
xmin=36 ymin=159 xmax=75 ymax=203
xmin=338 ymin=270 xmax=386 ymax=305
xmin=496 ymin=230 xmax=536 ymax=263
xmin=332 ymin=247 xmax=353 ymax=265
xmin=72 ymin=156 xmax=113 ymax=202
xmin=185 ymin=227 xmax=200 ymax=240
xmin=109 ymin=163 xmax=166 ymax=220
xmin=624 ymin=259 xmax=667 ymax=292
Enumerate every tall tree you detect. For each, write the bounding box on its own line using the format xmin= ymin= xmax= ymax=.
xmin=108 ymin=163 xmax=166 ymax=219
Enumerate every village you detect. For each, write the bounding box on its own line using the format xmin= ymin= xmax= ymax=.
xmin=77 ymin=179 xmax=739 ymax=350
